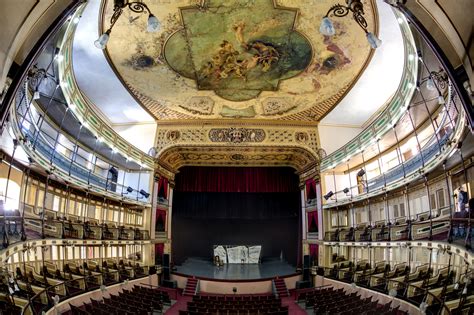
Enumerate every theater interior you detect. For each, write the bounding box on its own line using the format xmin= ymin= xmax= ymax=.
xmin=0 ymin=0 xmax=473 ymax=314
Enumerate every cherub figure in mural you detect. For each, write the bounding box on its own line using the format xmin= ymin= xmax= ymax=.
xmin=199 ymin=22 xmax=281 ymax=81
xmin=248 ymin=41 xmax=280 ymax=72
xmin=233 ymin=21 xmax=248 ymax=49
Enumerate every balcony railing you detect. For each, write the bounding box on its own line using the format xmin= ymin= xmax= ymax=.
xmin=10 ymin=86 xmax=152 ymax=205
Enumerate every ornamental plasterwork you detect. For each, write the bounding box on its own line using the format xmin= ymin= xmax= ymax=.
xmin=261 ymin=97 xmax=296 ymax=116
xmin=153 ymin=124 xmax=319 ymax=173
xmin=209 ymin=128 xmax=265 ymax=143
xmin=158 ymin=145 xmax=318 ymax=174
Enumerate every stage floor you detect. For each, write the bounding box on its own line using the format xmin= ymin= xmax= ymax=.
xmin=174 ymin=257 xmax=296 ymax=280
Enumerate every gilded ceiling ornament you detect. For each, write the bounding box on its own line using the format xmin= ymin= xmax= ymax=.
xmin=209 ymin=128 xmax=265 ymax=143
xmin=180 ymin=96 xmax=214 ymax=115
xmin=295 ymin=132 xmax=309 ymax=143
xmin=261 ymin=97 xmax=296 ymax=116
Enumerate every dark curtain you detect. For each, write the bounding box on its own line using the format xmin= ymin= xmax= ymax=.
xmin=155 ymin=243 xmax=164 ymax=265
xmin=172 ymin=191 xmax=300 ymax=265
xmin=175 ymin=167 xmax=299 ymax=193
xmin=155 ymin=209 xmax=167 ymax=232
xmin=306 ymin=179 xmax=316 ymax=200
xmin=307 ymin=211 xmax=318 ymax=233
xmin=309 ymin=244 xmax=319 ymax=266
xmin=158 ymin=178 xmax=168 ymax=199
xmin=172 ymin=167 xmax=301 ymax=266
xmin=172 ymin=192 xmax=299 ymax=220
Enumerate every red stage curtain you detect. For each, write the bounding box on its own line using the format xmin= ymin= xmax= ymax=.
xmin=305 ymin=178 xmax=317 ymax=200
xmin=175 ymin=167 xmax=299 ymax=193
xmin=155 ymin=209 xmax=167 ymax=232
xmin=307 ymin=211 xmax=318 ymax=233
xmin=158 ymin=177 xmax=168 ymax=199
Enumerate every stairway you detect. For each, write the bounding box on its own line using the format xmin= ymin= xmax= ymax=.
xmin=273 ymin=278 xmax=289 ymax=297
xmin=183 ymin=277 xmax=199 ymax=296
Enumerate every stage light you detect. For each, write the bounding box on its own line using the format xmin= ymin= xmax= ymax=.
xmin=324 ymin=191 xmax=334 ymax=200
xmin=139 ymin=189 xmax=150 ymax=199
xmin=357 ymin=169 xmax=366 ymax=177
xmin=126 ymin=186 xmax=133 ymax=193
xmin=343 ymin=187 xmax=350 ymax=194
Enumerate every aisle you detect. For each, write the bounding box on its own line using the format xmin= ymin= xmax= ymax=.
xmin=281 ymin=296 xmax=308 ymax=315
xmin=164 ymin=293 xmax=191 ymax=315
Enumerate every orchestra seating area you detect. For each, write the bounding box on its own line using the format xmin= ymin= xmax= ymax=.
xmin=297 ymin=286 xmax=403 ymax=315
xmin=179 ymin=294 xmax=289 ymax=315
xmin=68 ymin=285 xmax=171 ymax=315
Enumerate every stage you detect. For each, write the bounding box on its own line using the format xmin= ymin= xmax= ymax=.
xmin=173 ymin=257 xmax=297 ymax=280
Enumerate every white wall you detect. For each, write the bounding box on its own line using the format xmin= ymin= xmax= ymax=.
xmin=318 ymin=125 xmax=363 ymax=155
xmin=113 ymin=123 xmax=157 ymax=153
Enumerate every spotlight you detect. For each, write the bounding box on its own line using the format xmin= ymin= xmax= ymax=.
xmin=357 ymin=169 xmax=366 ymax=177
xmin=343 ymin=188 xmax=350 ymax=194
xmin=126 ymin=186 xmax=133 ymax=193
xmin=324 ymin=191 xmax=334 ymax=200
xmin=139 ymin=189 xmax=150 ymax=199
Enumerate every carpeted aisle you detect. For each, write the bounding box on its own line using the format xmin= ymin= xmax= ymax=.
xmin=164 ymin=294 xmax=191 ymax=315
xmin=281 ymin=296 xmax=308 ymax=315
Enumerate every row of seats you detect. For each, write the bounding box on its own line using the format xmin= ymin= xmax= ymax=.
xmin=180 ymin=294 xmax=288 ymax=315
xmin=299 ymin=286 xmax=402 ymax=315
xmin=69 ymin=285 xmax=170 ymax=315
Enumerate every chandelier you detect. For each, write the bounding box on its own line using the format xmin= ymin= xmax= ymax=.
xmin=319 ymin=0 xmax=382 ymax=49
xmin=95 ymin=0 xmax=160 ymax=49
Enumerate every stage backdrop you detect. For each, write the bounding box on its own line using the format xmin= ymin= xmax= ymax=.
xmin=172 ymin=167 xmax=301 ymax=266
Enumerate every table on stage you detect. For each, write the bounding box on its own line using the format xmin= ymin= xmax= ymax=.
xmin=213 ymin=245 xmax=261 ymax=264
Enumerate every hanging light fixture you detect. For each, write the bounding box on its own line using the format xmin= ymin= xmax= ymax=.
xmin=320 ymin=0 xmax=382 ymax=49
xmin=95 ymin=0 xmax=160 ymax=50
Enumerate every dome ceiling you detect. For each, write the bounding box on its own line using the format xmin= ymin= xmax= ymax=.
xmin=101 ymin=0 xmax=377 ymax=121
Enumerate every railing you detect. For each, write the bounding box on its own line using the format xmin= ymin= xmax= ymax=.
xmin=324 ymin=93 xmax=464 ymax=207
xmin=320 ymin=11 xmax=418 ymax=172
xmin=21 ymin=215 xmax=149 ymax=241
xmin=10 ymin=86 xmax=152 ymax=205
xmin=56 ymin=4 xmax=154 ymax=170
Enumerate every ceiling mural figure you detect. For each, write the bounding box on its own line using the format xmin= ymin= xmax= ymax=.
xmin=164 ymin=0 xmax=312 ymax=101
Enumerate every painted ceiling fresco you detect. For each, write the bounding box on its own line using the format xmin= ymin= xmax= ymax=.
xmin=101 ymin=0 xmax=377 ymax=121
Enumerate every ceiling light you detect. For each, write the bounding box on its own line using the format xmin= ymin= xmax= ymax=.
xmin=147 ymin=14 xmax=160 ymax=32
xmin=33 ymin=90 xmax=40 ymax=100
xmin=426 ymin=78 xmax=436 ymax=91
xmin=95 ymin=1 xmax=158 ymax=49
xmin=94 ymin=30 xmax=110 ymax=50
xmin=366 ymin=32 xmax=382 ymax=49
xmin=320 ymin=0 xmax=381 ymax=49
xmin=397 ymin=17 xmax=403 ymax=24
xmin=408 ymin=54 xmax=415 ymax=61
xmin=438 ymin=95 xmax=445 ymax=105
xmin=319 ymin=17 xmax=335 ymax=36
xmin=73 ymin=16 xmax=80 ymax=24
